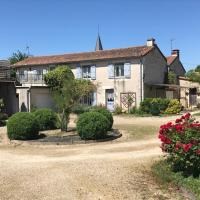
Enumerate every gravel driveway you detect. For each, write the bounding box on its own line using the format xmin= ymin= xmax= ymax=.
xmin=0 ymin=114 xmax=193 ymax=200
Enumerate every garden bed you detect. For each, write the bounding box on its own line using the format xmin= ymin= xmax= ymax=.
xmin=15 ymin=128 xmax=122 ymax=145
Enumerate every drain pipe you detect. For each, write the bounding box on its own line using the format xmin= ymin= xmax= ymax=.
xmin=140 ymin=58 xmax=144 ymax=103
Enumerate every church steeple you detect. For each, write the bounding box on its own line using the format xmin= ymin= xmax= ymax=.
xmin=95 ymin=34 xmax=103 ymax=51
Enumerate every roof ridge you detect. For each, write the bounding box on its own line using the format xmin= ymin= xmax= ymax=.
xmin=22 ymin=45 xmax=150 ymax=59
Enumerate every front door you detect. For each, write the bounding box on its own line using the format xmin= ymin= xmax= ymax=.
xmin=106 ymin=89 xmax=114 ymax=111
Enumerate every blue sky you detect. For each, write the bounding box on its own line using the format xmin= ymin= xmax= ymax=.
xmin=0 ymin=0 xmax=199 ymax=71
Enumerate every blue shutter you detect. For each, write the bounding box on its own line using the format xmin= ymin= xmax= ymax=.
xmin=91 ymin=65 xmax=96 ymax=80
xmin=108 ymin=64 xmax=114 ymax=79
xmin=76 ymin=64 xmax=82 ymax=79
xmin=92 ymin=92 xmax=97 ymax=106
xmin=124 ymin=63 xmax=131 ymax=78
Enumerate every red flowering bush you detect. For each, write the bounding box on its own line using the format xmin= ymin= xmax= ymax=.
xmin=159 ymin=113 xmax=200 ymax=177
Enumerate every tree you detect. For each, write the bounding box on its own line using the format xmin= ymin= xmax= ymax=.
xmin=9 ymin=50 xmax=29 ymax=79
xmin=9 ymin=50 xmax=29 ymax=64
xmin=168 ymin=71 xmax=176 ymax=84
xmin=186 ymin=65 xmax=200 ymax=83
xmin=44 ymin=65 xmax=95 ymax=131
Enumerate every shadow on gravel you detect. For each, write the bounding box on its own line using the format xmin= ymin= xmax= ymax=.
xmin=29 ymin=129 xmax=122 ymax=145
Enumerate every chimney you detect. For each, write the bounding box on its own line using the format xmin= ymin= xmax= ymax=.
xmin=171 ymin=49 xmax=179 ymax=57
xmin=146 ymin=38 xmax=156 ymax=47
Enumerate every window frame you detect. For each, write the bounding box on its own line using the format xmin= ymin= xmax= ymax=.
xmin=82 ymin=65 xmax=91 ymax=79
xmin=114 ymin=63 xmax=124 ymax=78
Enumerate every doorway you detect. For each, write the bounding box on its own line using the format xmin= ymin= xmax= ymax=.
xmin=105 ymin=89 xmax=114 ymax=111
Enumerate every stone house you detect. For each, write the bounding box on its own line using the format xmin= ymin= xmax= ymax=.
xmin=12 ymin=38 xmax=185 ymax=112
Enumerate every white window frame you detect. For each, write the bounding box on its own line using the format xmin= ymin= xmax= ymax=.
xmin=82 ymin=65 xmax=91 ymax=79
xmin=114 ymin=63 xmax=124 ymax=78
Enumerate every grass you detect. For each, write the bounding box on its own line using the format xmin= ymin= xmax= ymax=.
xmin=193 ymin=112 xmax=200 ymax=116
xmin=152 ymin=159 xmax=200 ymax=200
xmin=113 ymin=124 xmax=158 ymax=140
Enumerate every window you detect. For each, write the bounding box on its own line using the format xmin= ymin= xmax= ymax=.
xmin=82 ymin=65 xmax=91 ymax=78
xmin=19 ymin=70 xmax=28 ymax=81
xmin=114 ymin=63 xmax=124 ymax=77
xmin=80 ymin=93 xmax=94 ymax=105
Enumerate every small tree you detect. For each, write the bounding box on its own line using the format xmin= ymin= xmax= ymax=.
xmin=44 ymin=65 xmax=95 ymax=131
xmin=168 ymin=71 xmax=176 ymax=84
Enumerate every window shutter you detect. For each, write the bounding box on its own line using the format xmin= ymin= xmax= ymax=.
xmin=108 ymin=64 xmax=114 ymax=78
xmin=92 ymin=92 xmax=97 ymax=106
xmin=124 ymin=63 xmax=131 ymax=78
xmin=76 ymin=64 xmax=82 ymax=79
xmin=91 ymin=65 xmax=96 ymax=80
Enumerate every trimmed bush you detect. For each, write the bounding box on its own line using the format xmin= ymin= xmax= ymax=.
xmin=90 ymin=107 xmax=113 ymax=130
xmin=77 ymin=112 xmax=109 ymax=139
xmin=7 ymin=112 xmax=39 ymax=140
xmin=33 ymin=108 xmax=60 ymax=131
xmin=164 ymin=99 xmax=181 ymax=114
xmin=71 ymin=104 xmax=91 ymax=114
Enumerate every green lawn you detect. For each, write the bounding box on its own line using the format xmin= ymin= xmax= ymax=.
xmin=152 ymin=160 xmax=200 ymax=200
xmin=113 ymin=124 xmax=158 ymax=140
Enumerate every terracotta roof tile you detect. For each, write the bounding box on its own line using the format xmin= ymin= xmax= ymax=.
xmin=166 ymin=55 xmax=177 ymax=65
xmin=12 ymin=45 xmax=154 ymax=68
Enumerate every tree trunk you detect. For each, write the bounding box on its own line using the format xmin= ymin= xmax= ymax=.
xmin=60 ymin=109 xmax=70 ymax=132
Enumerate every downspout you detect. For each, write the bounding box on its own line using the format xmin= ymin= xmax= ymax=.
xmin=140 ymin=58 xmax=144 ymax=103
xmin=27 ymin=88 xmax=31 ymax=112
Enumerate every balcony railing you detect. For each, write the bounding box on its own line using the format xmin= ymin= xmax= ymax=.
xmin=17 ymin=74 xmax=45 ymax=84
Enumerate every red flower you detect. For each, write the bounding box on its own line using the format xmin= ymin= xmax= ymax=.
xmin=195 ymin=149 xmax=200 ymax=154
xmin=184 ymin=113 xmax=191 ymax=119
xmin=182 ymin=143 xmax=193 ymax=152
xmin=175 ymin=118 xmax=182 ymax=123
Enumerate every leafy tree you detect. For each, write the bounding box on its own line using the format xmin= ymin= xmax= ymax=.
xmin=44 ymin=65 xmax=95 ymax=131
xmin=186 ymin=65 xmax=200 ymax=83
xmin=9 ymin=50 xmax=29 ymax=78
xmin=9 ymin=50 xmax=29 ymax=64
xmin=168 ymin=71 xmax=176 ymax=84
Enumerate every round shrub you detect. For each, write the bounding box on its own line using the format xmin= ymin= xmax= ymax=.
xmin=91 ymin=107 xmax=113 ymax=130
xmin=7 ymin=112 xmax=39 ymax=140
xmin=77 ymin=112 xmax=109 ymax=140
xmin=33 ymin=108 xmax=60 ymax=131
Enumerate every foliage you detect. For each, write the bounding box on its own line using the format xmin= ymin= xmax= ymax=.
xmin=140 ymin=98 xmax=170 ymax=115
xmin=114 ymin=105 xmax=122 ymax=114
xmin=7 ymin=112 xmax=39 ymax=140
xmin=168 ymin=71 xmax=176 ymax=84
xmin=0 ymin=99 xmax=4 ymax=112
xmin=186 ymin=65 xmax=200 ymax=83
xmin=152 ymin=160 xmax=200 ymax=199
xmin=158 ymin=113 xmax=200 ymax=177
xmin=44 ymin=66 xmax=95 ymax=131
xmin=33 ymin=108 xmax=60 ymax=131
xmin=164 ymin=99 xmax=181 ymax=114
xmin=77 ymin=112 xmax=109 ymax=140
xmin=71 ymin=104 xmax=91 ymax=114
xmin=91 ymin=107 xmax=113 ymax=130
xmin=9 ymin=50 xmax=29 ymax=64
xmin=129 ymin=107 xmax=146 ymax=115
